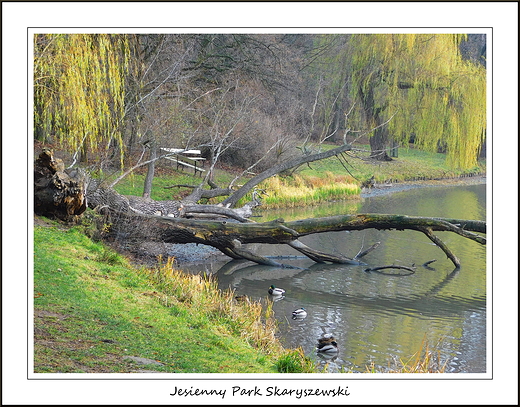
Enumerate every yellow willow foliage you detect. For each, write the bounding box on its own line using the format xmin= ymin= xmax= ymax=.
xmin=349 ymin=34 xmax=486 ymax=169
xmin=34 ymin=34 xmax=129 ymax=165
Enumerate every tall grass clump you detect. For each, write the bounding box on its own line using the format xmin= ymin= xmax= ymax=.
xmin=275 ymin=347 xmax=319 ymax=373
xmin=147 ymin=257 xmax=287 ymax=356
xmin=366 ymin=336 xmax=448 ymax=373
xmin=389 ymin=337 xmax=448 ymax=373
xmin=255 ymin=174 xmax=360 ymax=209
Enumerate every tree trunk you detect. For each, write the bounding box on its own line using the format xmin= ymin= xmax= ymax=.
xmin=143 ymin=143 xmax=156 ymax=198
xmin=369 ymin=127 xmax=392 ymax=161
xmin=360 ymin=83 xmax=393 ymax=162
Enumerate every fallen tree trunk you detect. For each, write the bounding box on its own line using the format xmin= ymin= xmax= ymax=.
xmin=102 ymin=208 xmax=486 ymax=269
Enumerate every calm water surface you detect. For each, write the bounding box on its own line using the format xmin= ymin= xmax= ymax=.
xmin=182 ymin=183 xmax=487 ymax=373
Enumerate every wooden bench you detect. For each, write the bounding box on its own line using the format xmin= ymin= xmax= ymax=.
xmin=160 ymin=148 xmax=206 ymax=176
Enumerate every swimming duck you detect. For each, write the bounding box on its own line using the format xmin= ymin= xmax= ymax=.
xmin=268 ymin=285 xmax=285 ymax=296
xmin=234 ymin=295 xmax=248 ymax=302
xmin=292 ymin=308 xmax=307 ymax=318
xmin=316 ymin=341 xmax=338 ymax=353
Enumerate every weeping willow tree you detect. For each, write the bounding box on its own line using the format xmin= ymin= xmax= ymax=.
xmin=348 ymin=34 xmax=486 ymax=169
xmin=34 ymin=34 xmax=130 ymax=165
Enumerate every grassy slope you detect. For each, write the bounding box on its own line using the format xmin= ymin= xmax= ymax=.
xmin=33 ymin=222 xmax=316 ymax=373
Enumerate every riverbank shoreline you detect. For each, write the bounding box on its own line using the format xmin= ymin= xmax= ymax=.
xmin=361 ymin=175 xmax=487 ymax=198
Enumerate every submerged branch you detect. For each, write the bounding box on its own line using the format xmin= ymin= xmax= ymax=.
xmin=418 ymin=226 xmax=461 ymax=268
xmin=288 ymin=240 xmax=366 ymax=265
xmin=364 ymin=265 xmax=417 ymax=276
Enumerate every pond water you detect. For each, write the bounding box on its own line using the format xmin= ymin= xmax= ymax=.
xmin=181 ymin=182 xmax=487 ymax=373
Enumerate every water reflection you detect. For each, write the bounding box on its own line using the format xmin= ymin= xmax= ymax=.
xmin=182 ymin=183 xmax=487 ymax=373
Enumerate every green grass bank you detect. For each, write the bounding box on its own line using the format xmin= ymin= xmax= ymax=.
xmin=33 ymin=220 xmax=317 ymax=373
